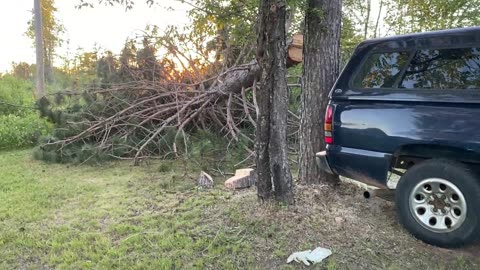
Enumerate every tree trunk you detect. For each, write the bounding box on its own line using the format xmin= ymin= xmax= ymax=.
xmin=256 ymin=0 xmax=294 ymax=203
xmin=255 ymin=0 xmax=273 ymax=201
xmin=34 ymin=0 xmax=45 ymax=99
xmin=213 ymin=61 xmax=262 ymax=96
xmin=364 ymin=0 xmax=371 ymax=39
xmin=299 ymin=0 xmax=342 ymax=185
xmin=45 ymin=47 xmax=54 ymax=83
xmin=374 ymin=0 xmax=384 ymax=38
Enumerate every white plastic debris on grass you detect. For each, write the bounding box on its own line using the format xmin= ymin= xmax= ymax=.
xmin=286 ymin=247 xmax=332 ymax=266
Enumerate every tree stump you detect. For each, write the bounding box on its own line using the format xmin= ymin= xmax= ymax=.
xmin=197 ymin=171 xmax=214 ymax=188
xmin=224 ymin=168 xmax=256 ymax=190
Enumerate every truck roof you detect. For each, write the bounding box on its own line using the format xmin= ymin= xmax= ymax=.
xmin=359 ymin=27 xmax=480 ymax=47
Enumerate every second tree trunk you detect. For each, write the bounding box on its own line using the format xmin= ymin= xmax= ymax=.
xmin=299 ymin=0 xmax=342 ymax=185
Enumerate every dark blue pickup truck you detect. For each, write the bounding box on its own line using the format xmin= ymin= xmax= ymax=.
xmin=317 ymin=27 xmax=480 ymax=248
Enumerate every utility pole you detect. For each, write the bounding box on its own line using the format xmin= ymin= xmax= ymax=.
xmin=34 ymin=0 xmax=45 ymax=99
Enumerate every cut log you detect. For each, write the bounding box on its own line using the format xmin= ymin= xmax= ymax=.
xmin=224 ymin=168 xmax=256 ymax=189
xmin=197 ymin=171 xmax=214 ymax=188
xmin=287 ymin=33 xmax=303 ymax=67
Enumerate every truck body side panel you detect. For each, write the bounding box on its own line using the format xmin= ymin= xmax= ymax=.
xmin=325 ymin=27 xmax=480 ymax=186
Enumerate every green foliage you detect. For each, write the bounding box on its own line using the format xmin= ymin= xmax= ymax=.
xmin=287 ymin=65 xmax=302 ymax=114
xmin=186 ymin=0 xmax=259 ymax=65
xmin=385 ymin=0 xmax=480 ymax=34
xmin=0 ymin=113 xmax=51 ymax=150
xmin=341 ymin=15 xmax=364 ymax=66
xmin=11 ymin=62 xmax=35 ymax=81
xmin=26 ymin=0 xmax=65 ymax=82
xmin=189 ymin=129 xmax=252 ymax=171
xmin=9 ymin=62 xmax=77 ymax=94
xmin=33 ymin=136 xmax=109 ymax=165
xmin=33 ymin=93 xmax=111 ymax=164
xmin=61 ymin=34 xmax=173 ymax=89
xmin=343 ymin=0 xmax=375 ymax=38
xmin=96 ymin=51 xmax=120 ymax=85
xmin=0 ymin=75 xmax=35 ymax=116
xmin=27 ymin=0 xmax=65 ymax=48
xmin=0 ymin=76 xmax=52 ymax=150
xmin=34 ymin=91 xmax=252 ymax=167
xmin=76 ymin=0 xmax=155 ymax=10
xmin=155 ymin=127 xmax=189 ymax=159
xmin=341 ymin=0 xmax=382 ymax=66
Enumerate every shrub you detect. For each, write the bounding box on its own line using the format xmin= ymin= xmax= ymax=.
xmin=0 ymin=113 xmax=52 ymax=150
xmin=189 ymin=129 xmax=252 ymax=171
xmin=33 ymin=137 xmax=110 ymax=165
xmin=0 ymin=75 xmax=34 ymax=116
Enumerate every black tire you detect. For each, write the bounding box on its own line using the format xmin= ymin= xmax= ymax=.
xmin=396 ymin=159 xmax=480 ymax=248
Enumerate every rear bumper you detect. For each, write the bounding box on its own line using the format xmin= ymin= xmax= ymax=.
xmin=321 ymin=145 xmax=391 ymax=188
xmin=315 ymin=151 xmax=334 ymax=175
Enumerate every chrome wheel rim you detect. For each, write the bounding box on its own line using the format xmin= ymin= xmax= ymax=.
xmin=409 ymin=178 xmax=467 ymax=233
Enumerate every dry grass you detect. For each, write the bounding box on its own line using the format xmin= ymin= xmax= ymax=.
xmin=213 ymin=184 xmax=480 ymax=269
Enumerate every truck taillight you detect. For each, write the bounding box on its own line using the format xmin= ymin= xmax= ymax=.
xmin=324 ymin=105 xmax=334 ymax=144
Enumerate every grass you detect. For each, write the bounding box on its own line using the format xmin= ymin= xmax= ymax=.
xmin=1 ymin=149 xmax=479 ymax=269
xmin=0 ymin=149 xmax=253 ymax=269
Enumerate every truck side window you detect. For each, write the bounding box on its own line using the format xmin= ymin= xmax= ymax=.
xmin=400 ymin=48 xmax=480 ymax=89
xmin=353 ymin=52 xmax=410 ymax=88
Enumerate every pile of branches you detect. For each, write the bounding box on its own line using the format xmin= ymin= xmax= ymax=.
xmin=36 ymin=31 xmax=300 ymax=165
xmin=37 ymin=63 xmax=266 ymax=164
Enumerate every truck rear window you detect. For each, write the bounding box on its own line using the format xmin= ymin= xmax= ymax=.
xmin=353 ymin=52 xmax=410 ymax=88
xmin=353 ymin=47 xmax=480 ymax=90
xmin=400 ymin=48 xmax=480 ymax=90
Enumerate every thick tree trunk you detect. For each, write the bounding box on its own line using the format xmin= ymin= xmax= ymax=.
xmin=34 ymin=0 xmax=45 ymax=99
xmin=256 ymin=0 xmax=294 ymax=203
xmin=255 ymin=0 xmax=273 ymax=201
xmin=267 ymin=1 xmax=294 ymax=204
xmin=299 ymin=0 xmax=342 ymax=185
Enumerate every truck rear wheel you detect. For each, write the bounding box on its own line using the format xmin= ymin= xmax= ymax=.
xmin=395 ymin=159 xmax=480 ymax=248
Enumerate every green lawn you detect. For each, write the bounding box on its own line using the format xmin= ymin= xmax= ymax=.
xmin=0 ymin=150 xmax=254 ymax=269
xmin=1 ymin=150 xmax=478 ymax=269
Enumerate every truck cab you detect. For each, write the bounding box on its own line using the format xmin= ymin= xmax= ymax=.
xmin=317 ymin=27 xmax=480 ymax=248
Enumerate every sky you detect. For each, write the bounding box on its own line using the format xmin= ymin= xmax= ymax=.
xmin=0 ymin=0 xmax=191 ymax=72
xmin=0 ymin=1 xmax=385 ymax=73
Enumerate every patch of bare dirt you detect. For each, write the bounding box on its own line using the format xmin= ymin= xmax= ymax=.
xmin=217 ymin=182 xmax=480 ymax=269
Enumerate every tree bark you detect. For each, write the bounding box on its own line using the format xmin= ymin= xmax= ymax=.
xmin=256 ymin=0 xmax=294 ymax=203
xmin=364 ymin=0 xmax=371 ymax=39
xmin=374 ymin=0 xmax=383 ymax=38
xmin=34 ymin=0 xmax=45 ymax=99
xmin=206 ymin=37 xmax=302 ymax=98
xmin=213 ymin=61 xmax=262 ymax=96
xmin=45 ymin=47 xmax=54 ymax=83
xmin=255 ymin=0 xmax=273 ymax=201
xmin=299 ymin=0 xmax=342 ymax=185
